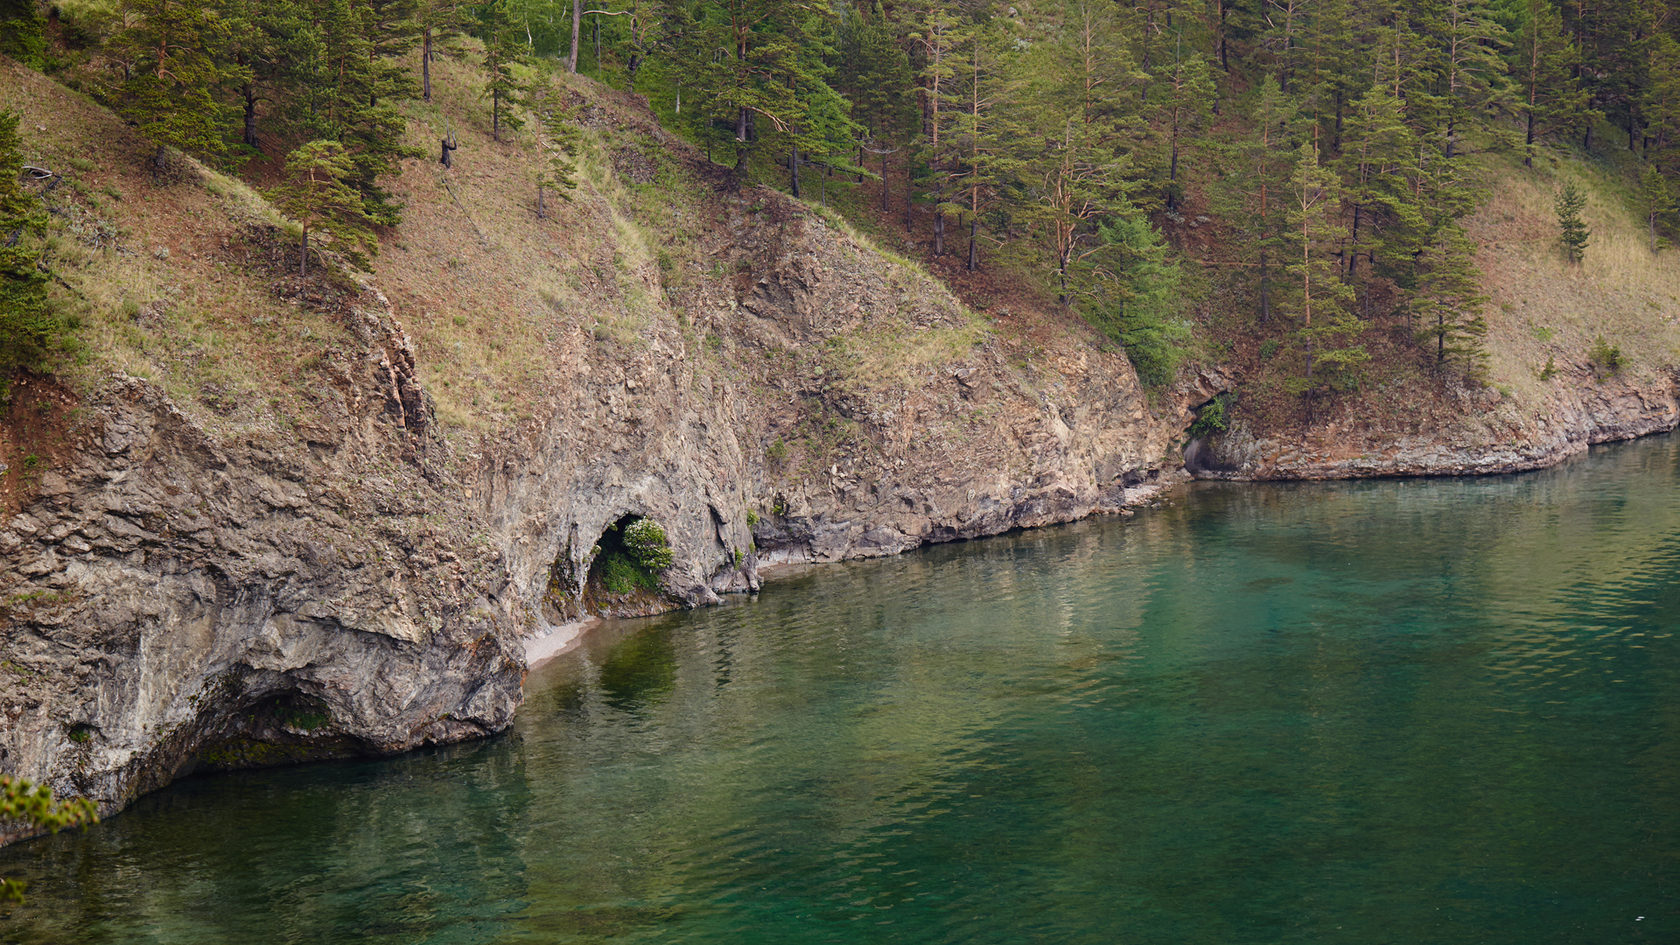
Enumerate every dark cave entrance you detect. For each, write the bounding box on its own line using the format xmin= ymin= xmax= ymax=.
xmin=581 ymin=514 xmax=672 ymax=617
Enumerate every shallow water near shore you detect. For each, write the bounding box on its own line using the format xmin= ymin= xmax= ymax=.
xmin=5 ymin=435 xmax=1680 ymax=944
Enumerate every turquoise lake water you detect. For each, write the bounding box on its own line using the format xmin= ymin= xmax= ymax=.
xmin=4 ymin=435 xmax=1679 ymax=944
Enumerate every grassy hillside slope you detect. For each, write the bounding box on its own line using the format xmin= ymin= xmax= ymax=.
xmin=1472 ymin=148 xmax=1680 ymax=402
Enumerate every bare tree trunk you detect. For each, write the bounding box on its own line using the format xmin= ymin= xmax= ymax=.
xmin=569 ymin=0 xmax=581 ymax=73
xmin=423 ymin=29 xmax=433 ymax=102
xmin=300 ymin=229 xmax=309 ymax=278
xmin=967 ymin=216 xmax=978 ymax=271
xmin=735 ymin=107 xmax=749 ymax=175
xmin=1348 ymin=205 xmax=1360 ymax=278
xmin=934 ymin=200 xmax=944 ymax=256
xmin=789 ymin=144 xmax=801 ymax=198
xmin=880 ymin=148 xmax=890 ymax=212
xmin=903 ymin=161 xmax=913 ymax=230
xmin=1168 ymin=136 xmax=1180 ymax=207
xmin=1219 ymin=0 xmax=1230 ymax=71
xmin=243 ymin=85 xmax=258 ymax=148
xmin=1333 ymin=90 xmax=1344 ymax=153
xmin=537 ymin=183 xmax=547 ymax=220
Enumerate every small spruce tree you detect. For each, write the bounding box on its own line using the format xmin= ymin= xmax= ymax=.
xmin=1640 ymin=164 xmax=1674 ymax=253
xmin=1555 ymin=181 xmax=1589 ymax=264
xmin=1094 ymin=211 xmax=1189 ymax=387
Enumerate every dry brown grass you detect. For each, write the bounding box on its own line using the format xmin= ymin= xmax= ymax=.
xmin=6 ymin=45 xmax=1115 ymax=451
xmin=0 ymin=58 xmax=355 ymax=435
xmin=1468 ymin=149 xmax=1680 ymax=402
xmin=371 ymin=53 xmax=724 ymax=432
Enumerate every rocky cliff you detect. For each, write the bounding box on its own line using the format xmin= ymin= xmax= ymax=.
xmin=1192 ymin=365 xmax=1680 ymax=479
xmin=0 ymin=62 xmax=1186 ymax=837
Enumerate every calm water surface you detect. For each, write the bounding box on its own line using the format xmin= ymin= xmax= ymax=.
xmin=5 ymin=436 xmax=1680 ymax=944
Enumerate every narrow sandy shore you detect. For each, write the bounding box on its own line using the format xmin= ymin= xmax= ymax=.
xmin=524 ymin=617 xmax=601 ymax=670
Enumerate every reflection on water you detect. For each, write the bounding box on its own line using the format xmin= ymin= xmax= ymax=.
xmin=5 ymin=436 xmax=1680 ymax=944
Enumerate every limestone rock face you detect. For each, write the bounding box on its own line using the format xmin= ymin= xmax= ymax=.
xmin=1 ymin=197 xmax=1183 ymax=837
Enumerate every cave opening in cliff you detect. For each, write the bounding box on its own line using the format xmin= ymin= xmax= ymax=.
xmin=186 ymin=689 xmax=352 ymax=775
xmin=581 ymin=514 xmax=673 ymax=614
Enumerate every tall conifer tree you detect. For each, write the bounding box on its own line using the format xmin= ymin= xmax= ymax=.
xmin=115 ymin=0 xmax=248 ymax=170
xmin=1284 ymin=140 xmax=1366 ymax=394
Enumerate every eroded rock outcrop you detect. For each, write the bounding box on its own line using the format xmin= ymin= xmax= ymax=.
xmin=1190 ymin=365 xmax=1680 ymax=479
xmin=1 ymin=182 xmax=1185 ymax=835
xmin=1 ymin=311 xmax=525 ymax=840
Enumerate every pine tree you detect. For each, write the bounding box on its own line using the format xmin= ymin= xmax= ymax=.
xmin=1296 ymin=0 xmax=1375 ymax=153
xmin=1514 ymin=0 xmax=1592 ymax=166
xmin=762 ymin=7 xmax=861 ymax=200
xmin=1555 ymin=179 xmax=1589 ymax=263
xmin=270 ymin=139 xmax=377 ymax=277
xmin=1569 ymin=0 xmax=1654 ymax=152
xmin=836 ymin=2 xmax=915 ymax=212
xmin=1235 ymin=75 xmax=1301 ymax=323
xmin=114 ymin=0 xmax=249 ymax=171
xmin=362 ymin=0 xmax=423 ymax=107
xmin=1643 ymin=34 xmax=1680 ymax=176
xmin=1421 ymin=0 xmax=1514 ymax=160
xmin=684 ymin=0 xmax=845 ymax=177
xmin=1411 ymin=221 xmax=1489 ymax=374
xmin=1339 ymin=81 xmax=1425 ymax=282
xmin=1016 ymin=0 xmax=1146 ymax=304
xmin=483 ymin=0 xmax=529 ymax=142
xmin=908 ymin=2 xmax=967 ymax=255
xmin=1153 ymin=19 xmax=1216 ymax=211
xmin=943 ymin=13 xmax=1020 ymax=271
xmin=1283 ymin=139 xmax=1366 ymax=395
xmin=1259 ymin=0 xmax=1308 ymax=93
xmin=417 ymin=0 xmax=469 ymax=102
xmin=0 ymin=110 xmax=73 ymax=399
xmin=532 ymin=87 xmax=582 ymax=219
